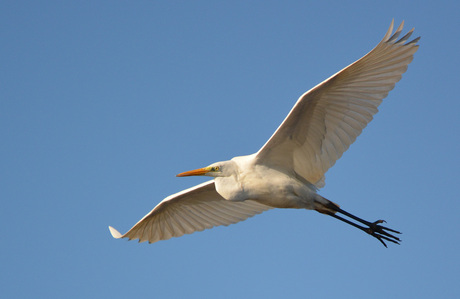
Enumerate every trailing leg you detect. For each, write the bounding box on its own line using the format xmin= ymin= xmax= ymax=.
xmin=315 ymin=200 xmax=401 ymax=247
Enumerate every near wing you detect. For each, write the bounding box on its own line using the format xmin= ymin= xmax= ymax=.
xmin=255 ymin=20 xmax=420 ymax=188
xmin=109 ymin=180 xmax=272 ymax=244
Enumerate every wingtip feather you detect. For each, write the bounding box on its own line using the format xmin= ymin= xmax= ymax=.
xmin=108 ymin=226 xmax=123 ymax=239
xmin=382 ymin=19 xmax=395 ymax=42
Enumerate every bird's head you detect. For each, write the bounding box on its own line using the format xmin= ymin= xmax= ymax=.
xmin=176 ymin=161 xmax=233 ymax=178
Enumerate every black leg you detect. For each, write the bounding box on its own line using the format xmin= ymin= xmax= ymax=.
xmin=323 ymin=203 xmax=401 ymax=247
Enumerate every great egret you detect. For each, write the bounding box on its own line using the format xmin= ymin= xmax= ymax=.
xmin=109 ymin=20 xmax=419 ymax=247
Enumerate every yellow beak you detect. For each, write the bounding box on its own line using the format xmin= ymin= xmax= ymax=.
xmin=176 ymin=167 xmax=210 ymax=177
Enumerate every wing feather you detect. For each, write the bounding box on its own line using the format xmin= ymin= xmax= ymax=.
xmin=256 ymin=20 xmax=419 ymax=187
xmin=109 ymin=180 xmax=272 ymax=244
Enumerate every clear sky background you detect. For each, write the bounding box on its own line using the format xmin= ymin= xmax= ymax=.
xmin=2 ymin=1 xmax=459 ymax=298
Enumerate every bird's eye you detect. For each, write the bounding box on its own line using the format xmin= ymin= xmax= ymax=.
xmin=215 ymin=166 xmax=219 ymax=171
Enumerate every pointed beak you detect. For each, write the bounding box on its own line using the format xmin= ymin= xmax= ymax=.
xmin=176 ymin=167 xmax=210 ymax=177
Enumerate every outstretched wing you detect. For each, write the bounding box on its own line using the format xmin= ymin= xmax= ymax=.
xmin=109 ymin=180 xmax=272 ymax=244
xmin=256 ymin=20 xmax=420 ymax=188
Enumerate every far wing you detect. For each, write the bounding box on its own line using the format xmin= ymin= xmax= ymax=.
xmin=256 ymin=20 xmax=419 ymax=188
xmin=109 ymin=180 xmax=272 ymax=244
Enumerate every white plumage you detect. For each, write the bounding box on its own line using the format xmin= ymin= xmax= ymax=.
xmin=109 ymin=20 xmax=419 ymax=247
xmin=110 ymin=181 xmax=272 ymax=243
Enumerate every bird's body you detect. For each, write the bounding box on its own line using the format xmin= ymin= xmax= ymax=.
xmin=212 ymin=155 xmax=323 ymax=210
xmin=109 ymin=20 xmax=419 ymax=247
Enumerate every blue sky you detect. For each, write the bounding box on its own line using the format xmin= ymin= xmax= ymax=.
xmin=2 ymin=1 xmax=459 ymax=298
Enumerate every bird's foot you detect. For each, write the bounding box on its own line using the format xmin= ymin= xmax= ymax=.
xmin=365 ymin=220 xmax=401 ymax=248
xmin=324 ymin=204 xmax=402 ymax=247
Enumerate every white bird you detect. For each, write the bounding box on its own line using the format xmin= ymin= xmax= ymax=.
xmin=109 ymin=20 xmax=419 ymax=247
